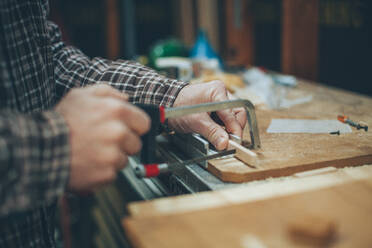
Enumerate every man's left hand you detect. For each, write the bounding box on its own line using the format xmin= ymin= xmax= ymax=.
xmin=168 ymin=81 xmax=246 ymax=150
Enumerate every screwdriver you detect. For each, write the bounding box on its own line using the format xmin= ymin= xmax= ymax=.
xmin=337 ymin=115 xmax=368 ymax=132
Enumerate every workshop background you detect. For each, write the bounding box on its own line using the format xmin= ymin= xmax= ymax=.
xmin=49 ymin=0 xmax=372 ymax=247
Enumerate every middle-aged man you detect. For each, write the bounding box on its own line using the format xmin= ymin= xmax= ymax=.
xmin=0 ymin=0 xmax=246 ymax=247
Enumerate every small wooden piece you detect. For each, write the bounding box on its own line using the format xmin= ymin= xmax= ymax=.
xmin=288 ymin=215 xmax=337 ymax=246
xmin=228 ymin=140 xmax=259 ymax=167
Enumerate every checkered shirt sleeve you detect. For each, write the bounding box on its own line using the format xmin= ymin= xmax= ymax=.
xmin=0 ymin=20 xmax=187 ymax=216
xmin=0 ymin=110 xmax=70 ymax=216
xmin=48 ymin=21 xmax=188 ymax=107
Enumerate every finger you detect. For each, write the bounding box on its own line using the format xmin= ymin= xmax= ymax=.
xmin=88 ymin=84 xmax=129 ymax=101
xmin=233 ymin=108 xmax=247 ymax=129
xmin=228 ymin=92 xmax=247 ymax=130
xmin=91 ymin=167 xmax=117 ymax=188
xmin=104 ymin=150 xmax=128 ymax=171
xmin=120 ymin=127 xmax=142 ymax=156
xmin=119 ymin=103 xmax=151 ymax=135
xmin=216 ymin=109 xmax=243 ymax=138
xmin=98 ymin=109 xmax=145 ymax=154
xmin=115 ymin=153 xmax=128 ymax=170
xmin=190 ymin=114 xmax=229 ymax=150
xmin=101 ymin=98 xmax=151 ymax=135
xmin=206 ymin=81 xmax=243 ymax=137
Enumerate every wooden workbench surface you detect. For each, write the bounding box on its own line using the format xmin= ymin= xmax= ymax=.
xmin=123 ymin=81 xmax=372 ymax=247
xmin=208 ymin=80 xmax=372 ymax=182
xmin=127 ymin=165 xmax=372 ymax=218
xmin=123 ymin=165 xmax=372 ymax=248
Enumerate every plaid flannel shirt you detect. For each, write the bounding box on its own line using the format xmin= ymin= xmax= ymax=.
xmin=0 ymin=0 xmax=187 ymax=247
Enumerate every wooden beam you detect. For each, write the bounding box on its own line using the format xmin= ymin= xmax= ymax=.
xmin=105 ymin=0 xmax=120 ymax=60
xmin=282 ymin=0 xmax=319 ymax=81
xmin=224 ymin=0 xmax=255 ymax=66
xmin=196 ymin=0 xmax=220 ymax=52
xmin=177 ymin=0 xmax=196 ymax=47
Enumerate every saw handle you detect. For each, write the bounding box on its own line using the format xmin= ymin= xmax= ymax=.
xmin=135 ymin=104 xmax=165 ymax=164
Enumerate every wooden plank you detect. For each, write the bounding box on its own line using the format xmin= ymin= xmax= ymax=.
xmin=127 ymin=165 xmax=372 ymax=218
xmin=105 ymin=0 xmax=120 ymax=59
xmin=177 ymin=0 xmax=196 ymax=47
xmin=123 ymin=177 xmax=372 ymax=248
xmin=282 ymin=0 xmax=319 ymax=81
xmin=196 ymin=0 xmax=220 ymax=52
xmin=208 ymin=80 xmax=372 ymax=183
xmin=224 ymin=0 xmax=254 ymax=66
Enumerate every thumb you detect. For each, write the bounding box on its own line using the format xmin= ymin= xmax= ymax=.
xmin=194 ymin=115 xmax=229 ymax=150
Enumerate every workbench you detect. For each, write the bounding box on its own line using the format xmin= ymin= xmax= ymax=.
xmin=124 ymin=166 xmax=372 ymax=248
xmin=119 ymin=78 xmax=372 ymax=248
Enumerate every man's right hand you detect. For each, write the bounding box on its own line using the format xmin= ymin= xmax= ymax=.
xmin=56 ymin=84 xmax=150 ymax=193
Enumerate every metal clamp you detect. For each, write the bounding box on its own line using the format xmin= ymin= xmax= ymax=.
xmin=165 ymin=99 xmax=261 ymax=149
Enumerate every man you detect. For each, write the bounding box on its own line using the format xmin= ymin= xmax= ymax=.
xmin=0 ymin=0 xmax=246 ymax=247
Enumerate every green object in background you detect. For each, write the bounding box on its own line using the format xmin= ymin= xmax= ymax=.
xmin=149 ymin=39 xmax=188 ymax=69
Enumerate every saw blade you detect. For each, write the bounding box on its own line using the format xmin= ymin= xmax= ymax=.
xmin=167 ymin=149 xmax=236 ymax=169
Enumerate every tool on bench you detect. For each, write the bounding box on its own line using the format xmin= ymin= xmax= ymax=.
xmin=337 ymin=115 xmax=368 ymax=132
xmin=329 ymin=130 xmax=340 ymax=135
xmin=135 ymin=99 xmax=260 ymax=178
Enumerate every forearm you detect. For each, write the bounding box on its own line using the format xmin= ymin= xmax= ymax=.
xmin=0 ymin=110 xmax=70 ymax=216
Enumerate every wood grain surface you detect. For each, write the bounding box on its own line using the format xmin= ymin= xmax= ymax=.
xmin=128 ymin=165 xmax=372 ymax=218
xmin=208 ymin=81 xmax=372 ymax=182
xmin=123 ymin=177 xmax=372 ymax=248
xmin=282 ymin=0 xmax=319 ymax=81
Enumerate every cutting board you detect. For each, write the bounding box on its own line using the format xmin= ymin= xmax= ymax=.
xmin=208 ymin=81 xmax=372 ymax=182
xmin=123 ymin=177 xmax=372 ymax=248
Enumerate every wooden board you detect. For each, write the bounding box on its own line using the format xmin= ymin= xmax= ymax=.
xmin=176 ymin=0 xmax=196 ymax=47
xmin=123 ymin=177 xmax=372 ymax=248
xmin=128 ymin=165 xmax=372 ymax=218
xmin=224 ymin=0 xmax=254 ymax=66
xmin=282 ymin=0 xmax=319 ymax=81
xmin=208 ymin=81 xmax=372 ymax=182
xmin=196 ymin=0 xmax=220 ymax=52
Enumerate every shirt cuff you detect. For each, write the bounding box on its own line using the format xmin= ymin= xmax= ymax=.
xmin=39 ymin=111 xmax=70 ymax=202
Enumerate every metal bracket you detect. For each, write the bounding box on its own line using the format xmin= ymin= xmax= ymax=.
xmin=165 ymin=99 xmax=261 ymax=149
xmin=170 ymin=133 xmax=211 ymax=168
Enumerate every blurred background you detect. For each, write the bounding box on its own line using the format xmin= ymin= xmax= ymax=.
xmin=50 ymin=1 xmax=372 ymax=247
xmin=50 ymin=0 xmax=372 ymax=96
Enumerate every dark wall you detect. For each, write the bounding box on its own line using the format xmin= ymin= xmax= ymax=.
xmin=134 ymin=0 xmax=176 ymax=55
xmin=253 ymin=0 xmax=282 ymax=72
xmin=318 ymin=0 xmax=372 ymax=96
xmin=50 ymin=0 xmax=178 ymax=59
xmin=50 ymin=0 xmax=107 ymax=57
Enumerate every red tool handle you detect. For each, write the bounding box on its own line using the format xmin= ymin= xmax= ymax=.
xmin=144 ymin=164 xmax=160 ymax=177
xmin=337 ymin=115 xmax=348 ymax=123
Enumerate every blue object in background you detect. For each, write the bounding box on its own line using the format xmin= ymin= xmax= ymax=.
xmin=190 ymin=29 xmax=223 ymax=68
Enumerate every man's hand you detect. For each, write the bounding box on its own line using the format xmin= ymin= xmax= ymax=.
xmin=56 ymin=84 xmax=150 ymax=192
xmin=169 ymin=81 xmax=246 ymax=150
